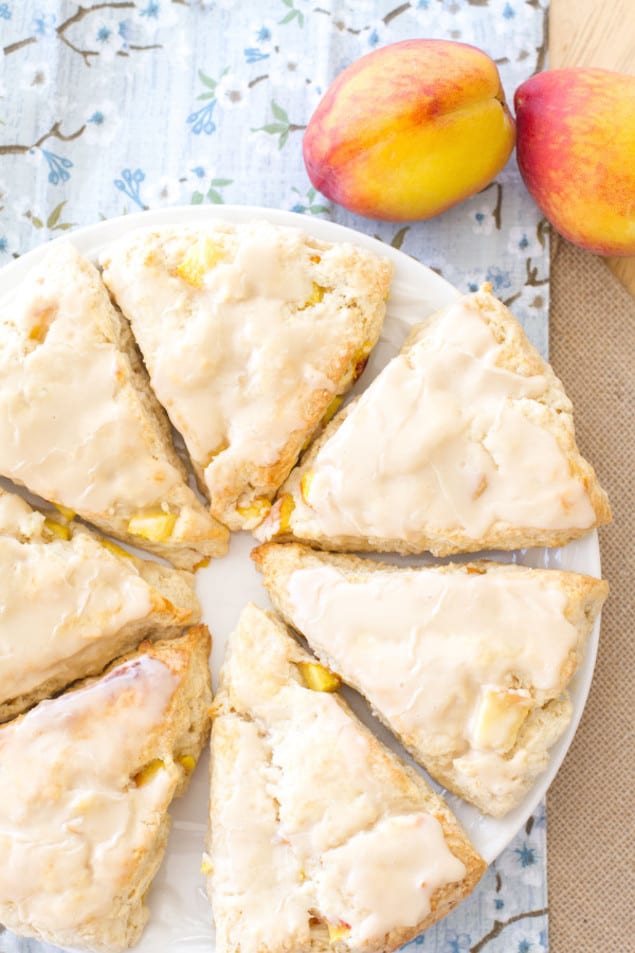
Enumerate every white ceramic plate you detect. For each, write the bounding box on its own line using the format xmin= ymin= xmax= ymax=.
xmin=0 ymin=206 xmax=603 ymax=953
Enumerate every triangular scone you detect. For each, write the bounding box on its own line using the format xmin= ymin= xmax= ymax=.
xmin=0 ymin=625 xmax=212 ymax=953
xmin=100 ymin=222 xmax=392 ymax=531
xmin=0 ymin=486 xmax=200 ymax=722
xmin=254 ymin=543 xmax=609 ymax=816
xmin=0 ymin=242 xmax=228 ymax=569
xmin=257 ymin=288 xmax=610 ymax=554
xmin=207 ymin=604 xmax=485 ymax=953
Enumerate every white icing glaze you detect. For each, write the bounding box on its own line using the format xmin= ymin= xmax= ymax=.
xmin=292 ymin=299 xmax=595 ymax=541
xmin=0 ymin=521 xmax=154 ymax=704
xmin=0 ymin=489 xmax=46 ymax=539
xmin=286 ymin=562 xmax=579 ymax=795
xmin=0 ymin=654 xmax=178 ymax=932
xmin=101 ymin=223 xmax=378 ymax=512
xmin=210 ymin=716 xmax=311 ymax=953
xmin=452 ymin=746 xmax=535 ymax=799
xmin=268 ymin=688 xmax=410 ymax=855
xmin=0 ymin=243 xmax=193 ymax=518
xmin=316 ymin=813 xmax=466 ymax=946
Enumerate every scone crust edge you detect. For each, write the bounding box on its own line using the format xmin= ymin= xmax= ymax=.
xmin=100 ymin=225 xmax=393 ymax=532
xmin=253 ymin=542 xmax=608 ymax=816
xmin=0 ymin=626 xmax=212 ymax=953
xmin=208 ymin=604 xmax=485 ymax=953
xmin=266 ymin=288 xmax=611 ymax=555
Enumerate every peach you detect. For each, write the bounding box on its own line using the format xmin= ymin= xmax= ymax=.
xmin=515 ymin=68 xmax=635 ymax=256
xmin=302 ymin=39 xmax=515 ymax=222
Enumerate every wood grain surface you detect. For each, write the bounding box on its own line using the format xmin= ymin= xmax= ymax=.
xmin=549 ymin=0 xmax=635 ymax=297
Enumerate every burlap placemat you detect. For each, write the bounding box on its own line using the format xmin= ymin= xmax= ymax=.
xmin=547 ymin=238 xmax=635 ymax=952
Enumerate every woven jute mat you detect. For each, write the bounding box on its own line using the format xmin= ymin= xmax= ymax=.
xmin=547 ymin=238 xmax=635 ymax=952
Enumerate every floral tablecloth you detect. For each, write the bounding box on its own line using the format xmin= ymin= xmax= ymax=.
xmin=0 ymin=2 xmax=550 ymax=952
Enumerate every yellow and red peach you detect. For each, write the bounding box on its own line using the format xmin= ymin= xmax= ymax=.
xmin=515 ymin=68 xmax=635 ymax=256
xmin=303 ymin=39 xmax=516 ymax=222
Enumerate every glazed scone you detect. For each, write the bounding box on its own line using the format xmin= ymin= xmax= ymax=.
xmin=207 ymin=603 xmax=485 ymax=953
xmin=0 ymin=486 xmax=201 ymax=722
xmin=0 ymin=242 xmax=228 ymax=569
xmin=0 ymin=624 xmax=212 ymax=953
xmin=257 ymin=287 xmax=611 ymax=555
xmin=100 ymin=222 xmax=392 ymax=530
xmin=254 ymin=543 xmax=609 ymax=816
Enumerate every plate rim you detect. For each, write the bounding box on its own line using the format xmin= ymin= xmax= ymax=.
xmin=0 ymin=203 xmax=603 ymax=871
xmin=0 ymin=204 xmax=459 ymax=302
